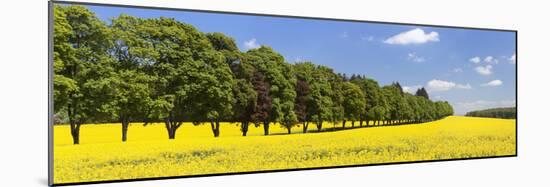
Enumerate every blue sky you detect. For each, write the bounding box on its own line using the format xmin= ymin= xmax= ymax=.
xmin=83 ymin=4 xmax=516 ymax=115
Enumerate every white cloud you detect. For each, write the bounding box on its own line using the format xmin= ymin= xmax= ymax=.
xmin=475 ymin=65 xmax=493 ymax=75
xmin=456 ymin=83 xmax=472 ymax=89
xmin=407 ymin=53 xmax=425 ymax=62
xmin=453 ymin=68 xmax=463 ymax=73
xmin=469 ymin=56 xmax=481 ymax=64
xmin=509 ymin=54 xmax=516 ymax=64
xmin=427 ymin=80 xmax=455 ymax=91
xmin=455 ymin=99 xmax=516 ymax=115
xmin=402 ymin=85 xmax=422 ymax=94
xmin=384 ymin=28 xmax=439 ymax=45
xmin=481 ymin=79 xmax=503 ymax=87
xmin=484 ymin=56 xmax=499 ymax=64
xmin=243 ymin=38 xmax=260 ymax=50
xmin=426 ymin=79 xmax=471 ymax=92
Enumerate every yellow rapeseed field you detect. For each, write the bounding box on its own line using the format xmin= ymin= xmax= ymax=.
xmin=53 ymin=116 xmax=516 ymax=183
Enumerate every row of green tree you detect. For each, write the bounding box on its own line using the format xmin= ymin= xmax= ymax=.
xmin=465 ymin=107 xmax=516 ymax=119
xmin=53 ymin=5 xmax=453 ymax=144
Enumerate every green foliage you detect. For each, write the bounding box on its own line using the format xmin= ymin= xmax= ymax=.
xmin=206 ymin=32 xmax=240 ymax=65
xmin=415 ymin=87 xmax=429 ymax=100
xmin=246 ymin=47 xmax=297 ymax=134
xmin=381 ymin=85 xmax=401 ymax=122
xmin=466 ymin=107 xmax=514 ymax=119
xmin=342 ymin=82 xmax=366 ymax=122
xmin=293 ymin=62 xmax=334 ymax=131
xmin=53 ymin=5 xmax=117 ymax=144
xmin=351 ymin=77 xmax=381 ymax=122
xmin=54 ymin=5 xmax=457 ymax=142
xmin=327 ymin=71 xmax=345 ymax=126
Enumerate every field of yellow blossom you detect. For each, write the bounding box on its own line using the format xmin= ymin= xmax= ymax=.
xmin=53 ymin=116 xmax=516 ymax=184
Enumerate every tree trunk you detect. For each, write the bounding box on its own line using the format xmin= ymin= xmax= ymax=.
xmin=359 ymin=120 xmax=363 ymax=127
xmin=210 ymin=119 xmax=221 ymax=137
xmin=68 ymin=105 xmax=81 ymax=145
xmin=287 ymin=126 xmax=291 ymax=134
xmin=342 ymin=120 xmax=346 ymax=128
xmin=316 ymin=121 xmax=323 ymax=132
xmin=263 ymin=121 xmax=270 ymax=135
xmin=366 ymin=120 xmax=370 ymax=126
xmin=302 ymin=121 xmax=309 ymax=133
xmin=165 ymin=117 xmax=182 ymax=139
xmin=215 ymin=120 xmax=220 ymax=137
xmin=121 ymin=118 xmax=129 ymax=142
xmin=168 ymin=130 xmax=175 ymax=139
xmin=241 ymin=121 xmax=249 ymax=136
xmin=70 ymin=122 xmax=81 ymax=145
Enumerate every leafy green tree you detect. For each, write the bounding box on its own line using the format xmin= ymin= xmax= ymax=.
xmin=232 ymin=78 xmax=257 ymax=136
xmin=206 ymin=32 xmax=257 ymax=136
xmin=382 ymin=85 xmax=401 ymax=125
xmin=326 ymin=72 xmax=345 ymax=130
xmin=206 ymin=32 xmax=241 ymax=66
xmin=53 ymin=5 xmax=115 ymax=144
xmin=407 ymin=96 xmax=422 ymax=123
xmin=293 ymin=62 xmax=333 ymax=132
xmin=393 ymin=82 xmax=404 ymax=95
xmin=434 ymin=101 xmax=454 ymax=119
xmin=293 ymin=62 xmax=314 ymax=133
xmin=415 ymin=87 xmax=429 ymax=100
xmin=310 ymin=66 xmax=335 ymax=131
xmin=53 ymin=6 xmax=459 ymax=141
xmin=246 ymin=47 xmax=297 ymax=135
xmin=425 ymin=100 xmax=437 ymax=121
xmin=294 ymin=77 xmax=311 ymax=133
xmin=233 ymin=59 xmax=259 ymax=136
xmin=185 ymin=43 xmax=234 ymax=137
xmin=372 ymin=105 xmax=388 ymax=125
xmin=53 ymin=5 xmax=76 ymax=117
xmin=418 ymin=97 xmax=433 ymax=122
xmin=250 ymin=71 xmax=272 ymax=134
xmin=400 ymin=94 xmax=417 ymax=124
xmin=109 ymin=15 xmax=157 ymax=142
xmin=466 ymin=107 xmax=514 ymax=119
xmin=142 ymin=17 xmax=233 ymax=139
xmin=110 ymin=71 xmax=153 ymax=142
xmin=351 ymin=77 xmax=381 ymax=126
xmin=341 ymin=82 xmax=365 ymax=128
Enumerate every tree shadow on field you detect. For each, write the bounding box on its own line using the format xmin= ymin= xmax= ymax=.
xmin=268 ymin=122 xmax=425 ymax=136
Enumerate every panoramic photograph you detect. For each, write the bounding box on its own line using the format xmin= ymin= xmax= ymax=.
xmin=51 ymin=3 xmax=516 ymax=184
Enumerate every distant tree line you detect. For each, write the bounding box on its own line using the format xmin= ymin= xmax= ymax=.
xmin=465 ymin=107 xmax=516 ymax=119
xmin=53 ymin=5 xmax=453 ymax=144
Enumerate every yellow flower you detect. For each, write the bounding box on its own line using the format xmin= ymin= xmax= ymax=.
xmin=53 ymin=116 xmax=515 ymax=183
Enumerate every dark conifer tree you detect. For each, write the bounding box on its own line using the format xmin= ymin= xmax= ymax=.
xmin=415 ymin=87 xmax=430 ymax=100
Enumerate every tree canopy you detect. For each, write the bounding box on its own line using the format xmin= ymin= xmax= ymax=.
xmin=53 ymin=5 xmax=455 ymax=144
xmin=466 ymin=107 xmax=515 ymax=119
